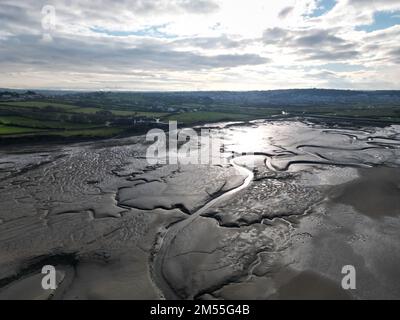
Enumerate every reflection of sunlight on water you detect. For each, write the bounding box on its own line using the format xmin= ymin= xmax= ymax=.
xmin=224 ymin=126 xmax=273 ymax=153
xmin=147 ymin=120 xmax=400 ymax=167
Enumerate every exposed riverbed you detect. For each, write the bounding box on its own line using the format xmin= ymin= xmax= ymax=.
xmin=0 ymin=119 xmax=400 ymax=299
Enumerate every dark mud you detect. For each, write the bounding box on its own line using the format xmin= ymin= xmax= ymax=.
xmin=331 ymin=167 xmax=400 ymax=219
xmin=268 ymin=270 xmax=352 ymax=300
xmin=0 ymin=120 xmax=400 ymax=299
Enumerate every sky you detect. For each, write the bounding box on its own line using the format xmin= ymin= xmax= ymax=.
xmin=0 ymin=0 xmax=400 ymax=91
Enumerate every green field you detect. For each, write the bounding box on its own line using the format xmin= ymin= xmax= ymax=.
xmin=0 ymin=100 xmax=172 ymax=140
xmin=166 ymin=111 xmax=254 ymax=124
xmin=0 ymin=101 xmax=79 ymax=110
xmin=111 ymin=110 xmax=168 ymax=118
xmin=0 ymin=125 xmax=46 ymax=135
xmin=0 ymin=125 xmax=123 ymax=138
xmin=0 ymin=116 xmax=101 ymax=130
xmin=70 ymin=107 xmax=101 ymax=114
xmin=47 ymin=127 xmax=125 ymax=138
xmin=0 ymin=102 xmax=170 ymax=119
xmin=323 ymin=108 xmax=400 ymax=118
xmin=2 ymin=95 xmax=397 ymax=142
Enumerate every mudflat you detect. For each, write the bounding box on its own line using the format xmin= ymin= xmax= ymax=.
xmin=331 ymin=167 xmax=400 ymax=219
xmin=1 ymin=120 xmax=400 ymax=299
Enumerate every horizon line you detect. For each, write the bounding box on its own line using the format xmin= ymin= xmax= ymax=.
xmin=2 ymin=87 xmax=400 ymax=93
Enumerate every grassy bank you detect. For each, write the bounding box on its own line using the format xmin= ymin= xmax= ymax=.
xmin=0 ymin=97 xmax=399 ymax=144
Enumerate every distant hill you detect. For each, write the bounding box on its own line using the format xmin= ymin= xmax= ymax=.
xmin=2 ymin=88 xmax=400 ymax=108
xmin=148 ymin=89 xmax=400 ymax=107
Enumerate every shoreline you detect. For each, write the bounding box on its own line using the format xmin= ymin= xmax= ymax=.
xmin=1 ymin=114 xmax=399 ymax=149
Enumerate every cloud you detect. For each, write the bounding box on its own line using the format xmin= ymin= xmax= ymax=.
xmin=316 ymin=0 xmax=400 ymax=28
xmin=304 ymin=49 xmax=359 ymax=61
xmin=0 ymin=34 xmax=268 ymax=73
xmin=171 ymin=35 xmax=249 ymax=49
xmin=279 ymin=6 xmax=294 ymax=19
xmin=262 ymin=27 xmax=360 ymax=62
xmin=295 ymin=30 xmax=345 ymax=46
xmin=0 ymin=0 xmax=399 ymax=90
xmin=346 ymin=0 xmax=400 ymax=10
xmin=178 ymin=0 xmax=220 ymax=13
xmin=262 ymin=27 xmax=289 ymax=43
xmin=387 ymin=47 xmax=400 ymax=64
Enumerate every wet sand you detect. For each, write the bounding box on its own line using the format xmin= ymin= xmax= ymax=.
xmin=1 ymin=120 xmax=400 ymax=299
xmin=269 ymin=270 xmax=352 ymax=300
xmin=331 ymin=167 xmax=400 ymax=219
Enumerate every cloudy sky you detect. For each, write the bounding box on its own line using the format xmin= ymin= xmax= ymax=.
xmin=1 ymin=0 xmax=400 ymax=90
